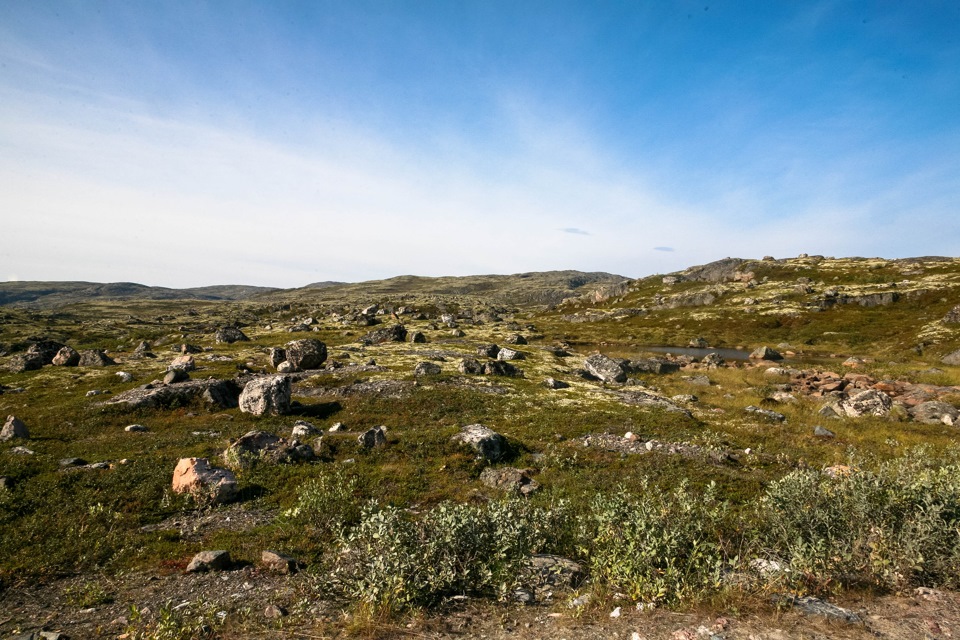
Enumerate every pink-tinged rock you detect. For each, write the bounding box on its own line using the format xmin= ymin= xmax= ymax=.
xmin=171 ymin=457 xmax=237 ymax=504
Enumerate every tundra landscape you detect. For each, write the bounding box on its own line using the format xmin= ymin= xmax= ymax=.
xmin=3 ymin=255 xmax=960 ymax=639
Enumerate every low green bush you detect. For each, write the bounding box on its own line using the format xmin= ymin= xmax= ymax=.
xmin=759 ymin=447 xmax=960 ymax=593
xmin=581 ymin=480 xmax=733 ymax=605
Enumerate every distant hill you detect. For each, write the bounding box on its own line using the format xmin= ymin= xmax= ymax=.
xmin=263 ymin=270 xmax=630 ymax=307
xmin=0 ymin=281 xmax=280 ymax=308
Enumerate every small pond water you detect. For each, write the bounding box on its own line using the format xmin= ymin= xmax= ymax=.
xmin=638 ymin=345 xmax=754 ymax=361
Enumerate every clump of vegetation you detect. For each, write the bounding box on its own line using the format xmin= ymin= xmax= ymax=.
xmin=759 ymin=447 xmax=960 ymax=593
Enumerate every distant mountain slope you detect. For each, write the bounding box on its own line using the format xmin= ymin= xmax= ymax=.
xmin=264 ymin=270 xmax=630 ymax=307
xmin=0 ymin=281 xmax=280 ymax=308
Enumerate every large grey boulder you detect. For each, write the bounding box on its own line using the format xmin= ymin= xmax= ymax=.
xmin=360 ymin=324 xmax=407 ymax=345
xmin=269 ymin=347 xmax=287 ymax=368
xmin=26 ymin=340 xmax=66 ymax=365
xmin=483 ymin=360 xmax=523 ymax=377
xmin=452 ymin=424 xmax=507 ymax=462
xmin=584 ymin=354 xmax=627 ymax=383
xmin=171 ymin=457 xmax=237 ymax=504
xmin=910 ymin=401 xmax=960 ymax=425
xmin=477 ymin=344 xmax=501 ymax=358
xmin=358 ymin=425 xmax=387 ymax=449
xmin=414 ymin=361 xmax=442 ymax=376
xmin=5 ymin=353 xmax=43 ymax=372
xmin=224 ymin=430 xmax=313 ymax=467
xmin=239 ymin=376 xmax=291 ymax=416
xmin=1 ymin=416 xmax=29 ymax=441
xmin=78 ymin=349 xmax=116 ymax=367
xmin=105 ymin=378 xmax=240 ymax=409
xmin=284 ymin=339 xmax=327 ymax=371
xmin=839 ymin=389 xmax=893 ymax=418
xmin=458 ymin=358 xmax=484 ymax=374
xmin=942 ymin=349 xmax=960 ymax=366
xmin=497 ymin=347 xmax=525 ymax=361
xmin=215 ymin=326 xmax=249 ymax=344
xmin=629 ymin=358 xmax=681 ymax=374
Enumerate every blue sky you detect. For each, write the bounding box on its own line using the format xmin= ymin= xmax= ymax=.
xmin=2 ymin=1 xmax=959 ymax=287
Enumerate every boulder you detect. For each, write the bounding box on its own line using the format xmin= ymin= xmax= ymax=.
xmin=6 ymin=353 xmax=43 ymax=372
xmin=910 ymin=401 xmax=959 ymax=425
xmin=269 ymin=347 xmax=287 ymax=368
xmin=26 ymin=340 xmax=67 ymax=364
xmin=261 ymin=550 xmax=298 ymax=574
xmin=483 ymin=360 xmax=523 ymax=377
xmin=750 ymin=346 xmax=783 ymax=361
xmin=180 ymin=343 xmax=202 ymax=354
xmin=942 ymin=349 xmax=960 ymax=366
xmin=452 ymin=424 xmax=507 ymax=461
xmin=291 ymin=420 xmax=321 ymax=438
xmin=414 ymin=361 xmax=442 ymax=376
xmin=51 ymin=346 xmax=80 ymax=367
xmin=215 ymin=326 xmax=249 ymax=344
xmin=78 ymin=349 xmax=116 ymax=367
xmin=497 ymin=347 xmax=525 ymax=361
xmin=744 ymin=405 xmax=786 ymax=422
xmin=702 ymin=352 xmax=725 ymax=367
xmin=814 ymin=425 xmax=835 ymax=437
xmin=542 ymin=377 xmax=570 ymax=389
xmin=409 ymin=331 xmax=427 ymax=344
xmin=168 ymin=355 xmax=196 ymax=372
xmin=584 ymin=354 xmax=627 ymax=383
xmin=171 ymin=458 xmax=237 ymax=504
xmin=458 ymin=358 xmax=484 ymax=374
xmin=629 ymin=358 xmax=680 ymax=374
xmin=504 ymin=334 xmax=527 ymax=345
xmin=480 ymin=467 xmax=540 ymax=495
xmin=163 ymin=368 xmax=189 ymax=384
xmin=132 ymin=341 xmax=154 ymax=358
xmin=943 ymin=304 xmax=960 ymax=324
xmin=358 ymin=425 xmax=387 ymax=449
xmin=523 ymin=554 xmax=584 ymax=590
xmin=106 ymin=377 xmax=240 ymax=409
xmin=125 ymin=424 xmax=149 ymax=433
xmin=284 ymin=339 xmax=327 ymax=371
xmin=239 ymin=376 xmax=291 ymax=416
xmin=1 ymin=415 xmax=29 ymax=441
xmin=224 ymin=430 xmax=313 ymax=467
xmin=186 ymin=550 xmax=232 ymax=573
xmin=476 ymin=343 xmax=500 ymax=358
xmin=839 ymin=389 xmax=893 ymax=418
xmin=360 ymin=324 xmax=407 ymax=345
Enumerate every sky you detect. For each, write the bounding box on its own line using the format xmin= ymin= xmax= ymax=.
xmin=1 ymin=1 xmax=959 ymax=288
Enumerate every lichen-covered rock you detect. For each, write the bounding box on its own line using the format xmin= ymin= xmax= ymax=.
xmin=1 ymin=415 xmax=29 ymax=441
xmin=26 ymin=340 xmax=66 ymax=365
xmin=409 ymin=331 xmax=427 ymax=344
xmin=284 ymin=339 xmax=327 ymax=371
xmin=106 ymin=378 xmax=239 ymax=409
xmin=839 ymin=389 xmax=893 ymax=418
xmin=480 ymin=467 xmax=540 ymax=495
xmin=239 ymin=376 xmax=291 ymax=416
xmin=452 ymin=424 xmax=507 ymax=462
xmin=584 ymin=353 xmax=627 ymax=383
xmin=414 ymin=361 xmax=442 ymax=376
xmin=497 ymin=347 xmax=525 ymax=361
xmin=942 ymin=349 xmax=960 ymax=366
xmin=5 ymin=353 xmax=43 ymax=372
xmin=215 ymin=326 xmax=249 ymax=344
xmin=476 ymin=343 xmax=500 ymax=358
xmin=943 ymin=304 xmax=960 ymax=324
xmin=78 ymin=349 xmax=116 ymax=367
xmin=358 ymin=425 xmax=387 ymax=449
xmin=168 ymin=355 xmax=196 ymax=371
xmin=910 ymin=401 xmax=959 ymax=425
xmin=483 ymin=360 xmax=523 ymax=377
xmin=171 ymin=458 xmax=237 ymax=504
xmin=458 ymin=358 xmax=484 ymax=374
xmin=269 ymin=347 xmax=287 ymax=368
xmin=744 ymin=405 xmax=786 ymax=422
xmin=360 ymin=324 xmax=407 ymax=345
xmin=224 ymin=430 xmax=313 ymax=467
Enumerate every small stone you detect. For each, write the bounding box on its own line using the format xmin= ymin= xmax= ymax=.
xmin=291 ymin=420 xmax=320 ymax=438
xmin=116 ymin=371 xmax=134 ymax=382
xmin=10 ymin=446 xmax=34 ymax=454
xmin=610 ymin=606 xmax=621 ymax=618
xmin=264 ymin=604 xmax=287 ymax=618
xmin=60 ymin=457 xmax=88 ymax=467
xmin=358 ymin=425 xmax=387 ymax=449
xmin=328 ymin=422 xmax=347 ymax=432
xmin=125 ymin=424 xmax=148 ymax=433
xmin=497 ymin=347 xmax=525 ymax=361
xmin=814 ymin=425 xmax=835 ymax=437
xmin=186 ymin=550 xmax=231 ymax=573
xmin=414 ymin=361 xmax=442 ymax=376
xmin=744 ymin=405 xmax=786 ymax=422
xmin=750 ymin=346 xmax=783 ymax=361
xmin=261 ymin=550 xmax=297 ymax=574
xmin=542 ymin=377 xmax=570 ymax=389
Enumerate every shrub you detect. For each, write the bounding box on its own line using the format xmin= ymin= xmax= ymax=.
xmin=582 ymin=480 xmax=732 ymax=605
xmin=330 ymin=498 xmax=571 ymax=613
xmin=281 ymin=469 xmax=362 ymax=539
xmin=759 ymin=448 xmax=960 ymax=593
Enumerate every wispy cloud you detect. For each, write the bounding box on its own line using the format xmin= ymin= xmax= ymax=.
xmin=654 ymin=246 xmax=674 ymax=252
xmin=560 ymin=227 xmax=590 ymax=236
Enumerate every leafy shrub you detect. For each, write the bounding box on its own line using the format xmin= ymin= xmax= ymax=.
xmin=759 ymin=448 xmax=960 ymax=592
xmin=282 ymin=469 xmax=362 ymax=539
xmin=331 ymin=498 xmax=571 ymax=613
xmin=582 ymin=480 xmax=732 ymax=605
xmin=126 ymin=599 xmax=225 ymax=640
